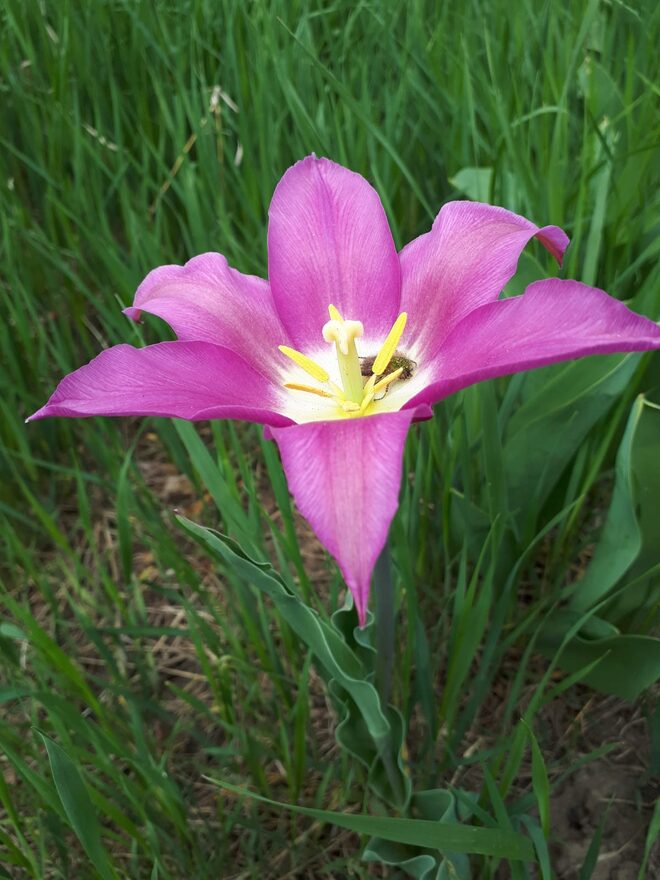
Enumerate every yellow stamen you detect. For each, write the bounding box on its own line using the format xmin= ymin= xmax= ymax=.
xmin=284 ymin=382 xmax=334 ymax=399
xmin=327 ymin=380 xmax=346 ymax=399
xmin=359 ymin=390 xmax=375 ymax=413
xmin=371 ymin=313 xmax=407 ymax=376
xmin=372 ymin=367 xmax=403 ymax=395
xmin=363 ymin=373 xmax=377 ymax=396
xmin=280 ymin=304 xmax=412 ymax=420
xmin=278 ymin=345 xmax=329 ymax=383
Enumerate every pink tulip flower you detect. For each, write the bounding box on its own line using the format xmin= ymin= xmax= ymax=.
xmin=30 ymin=156 xmax=660 ymax=624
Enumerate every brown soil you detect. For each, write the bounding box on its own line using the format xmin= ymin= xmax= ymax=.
xmin=547 ymin=694 xmax=659 ymax=879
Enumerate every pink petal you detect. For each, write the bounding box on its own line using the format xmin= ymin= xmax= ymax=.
xmin=28 ymin=341 xmax=293 ymax=426
xmin=124 ymin=253 xmax=286 ymax=373
xmin=408 ymin=279 xmax=660 ymax=408
xmin=400 ymin=201 xmax=568 ymax=359
xmin=267 ymin=156 xmax=401 ymax=349
xmin=266 ymin=405 xmax=431 ymax=626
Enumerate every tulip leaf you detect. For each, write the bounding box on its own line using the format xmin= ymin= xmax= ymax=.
xmin=329 ymin=602 xmax=412 ymax=807
xmin=331 ymin=681 xmax=411 ymax=808
xmin=503 ymin=352 xmax=641 ymax=521
xmin=539 ymin=611 xmax=660 ymax=701
xmin=538 ymin=396 xmax=660 ymax=699
xmin=208 ymin=778 xmax=534 ymax=861
xmin=177 ymin=516 xmax=410 ymax=806
xmin=364 ymin=788 xmax=474 ymax=878
xmin=38 ymin=733 xmax=115 ymax=880
xmin=570 ymin=396 xmax=660 ymax=618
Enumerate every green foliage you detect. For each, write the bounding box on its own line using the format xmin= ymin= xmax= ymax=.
xmin=572 ymin=397 xmax=660 ymax=620
xmin=178 ymin=516 xmax=412 ymax=808
xmin=38 ymin=733 xmax=117 ymax=880
xmin=213 ymin=780 xmax=532 ymax=861
xmin=539 ymin=397 xmax=660 ymax=699
xmin=1 ymin=0 xmax=659 ymax=877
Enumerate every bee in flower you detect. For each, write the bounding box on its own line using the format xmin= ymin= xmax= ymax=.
xmin=359 ymin=352 xmax=417 ymax=399
xmin=30 ymin=156 xmax=660 ymax=625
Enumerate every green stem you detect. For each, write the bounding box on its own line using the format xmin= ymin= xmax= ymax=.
xmin=374 ymin=545 xmax=409 ymax=809
xmin=374 ymin=543 xmax=395 ymax=708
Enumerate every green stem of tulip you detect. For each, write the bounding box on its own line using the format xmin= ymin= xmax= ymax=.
xmin=374 ymin=544 xmax=408 ymax=809
xmin=374 ymin=543 xmax=395 ymax=709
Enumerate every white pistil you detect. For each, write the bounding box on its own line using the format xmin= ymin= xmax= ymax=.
xmin=322 ymin=310 xmax=365 ymax=403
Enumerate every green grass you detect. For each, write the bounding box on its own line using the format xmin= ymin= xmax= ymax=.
xmin=1 ymin=0 xmax=659 ymax=877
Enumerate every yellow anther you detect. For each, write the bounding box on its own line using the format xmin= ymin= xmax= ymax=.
xmin=279 ymin=346 xmax=329 ymax=383
xmin=328 ymin=303 xmax=343 ymax=322
xmin=341 ymin=400 xmax=361 ymax=413
xmin=372 ymin=367 xmax=403 ymax=395
xmin=283 ymin=382 xmax=335 ymax=399
xmin=371 ymin=313 xmax=407 ymax=376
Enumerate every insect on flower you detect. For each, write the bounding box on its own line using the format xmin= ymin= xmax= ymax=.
xmin=359 ymin=352 xmax=417 ymax=399
xmin=30 ymin=155 xmax=660 ymax=624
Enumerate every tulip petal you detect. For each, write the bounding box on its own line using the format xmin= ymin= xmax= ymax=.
xmin=28 ymin=341 xmax=293 ymax=427
xmin=400 ymin=201 xmax=568 ymax=359
xmin=408 ymin=279 xmax=660 ymax=408
xmin=266 ymin=405 xmax=431 ymax=626
xmin=124 ymin=253 xmax=286 ymax=373
xmin=268 ymin=156 xmax=401 ymax=350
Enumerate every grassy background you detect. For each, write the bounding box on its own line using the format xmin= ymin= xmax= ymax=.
xmin=1 ymin=0 xmax=659 ymax=877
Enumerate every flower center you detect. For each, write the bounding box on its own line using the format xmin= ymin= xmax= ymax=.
xmin=279 ymin=305 xmax=408 ymax=417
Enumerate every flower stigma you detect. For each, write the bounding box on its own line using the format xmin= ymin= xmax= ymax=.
xmin=279 ymin=306 xmax=409 ymax=418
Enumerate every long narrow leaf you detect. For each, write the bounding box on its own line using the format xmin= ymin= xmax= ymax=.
xmin=38 ymin=733 xmax=115 ymax=880
xmin=208 ymin=778 xmax=535 ymax=861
